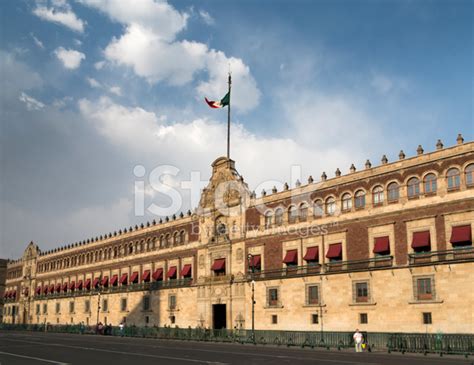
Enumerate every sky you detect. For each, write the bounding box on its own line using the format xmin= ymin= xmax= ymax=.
xmin=0 ymin=0 xmax=472 ymax=259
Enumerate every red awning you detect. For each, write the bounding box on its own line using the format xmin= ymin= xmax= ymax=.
xmin=62 ymin=283 xmax=68 ymax=292
xmin=43 ymin=286 xmax=49 ymax=294
xmin=142 ymin=270 xmax=151 ymax=282
xmin=77 ymin=280 xmax=83 ymax=290
xmin=167 ymin=266 xmax=177 ymax=278
xmin=250 ymin=255 xmax=261 ymax=268
xmin=130 ymin=272 xmax=139 ymax=283
xmin=35 ymin=286 xmax=41 ymax=295
xmin=326 ymin=243 xmax=342 ymax=259
xmin=84 ymin=279 xmax=91 ymax=290
xmin=101 ymin=276 xmax=109 ymax=286
xmin=120 ymin=273 xmax=128 ymax=285
xmin=450 ymin=225 xmax=472 ymax=244
xmin=49 ymin=284 xmax=55 ymax=293
xmin=69 ymin=281 xmax=75 ymax=290
xmin=55 ymin=283 xmax=61 ymax=292
xmin=11 ymin=290 xmax=16 ymax=299
xmin=412 ymin=231 xmax=431 ymax=249
xmin=303 ymin=247 xmax=319 ymax=261
xmin=211 ymin=258 xmax=226 ymax=271
xmin=110 ymin=275 xmax=118 ymax=286
xmin=92 ymin=278 xmax=100 ymax=288
xmin=283 ymin=249 xmax=298 ymax=264
xmin=180 ymin=264 xmax=192 ymax=277
xmin=373 ymin=236 xmax=390 ymax=254
xmin=152 ymin=268 xmax=163 ymax=281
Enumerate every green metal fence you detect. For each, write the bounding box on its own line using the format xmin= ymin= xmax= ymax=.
xmin=0 ymin=324 xmax=471 ymax=356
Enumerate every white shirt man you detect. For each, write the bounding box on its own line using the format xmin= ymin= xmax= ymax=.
xmin=353 ymin=329 xmax=363 ymax=352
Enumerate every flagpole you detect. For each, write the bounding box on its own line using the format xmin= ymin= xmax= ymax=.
xmin=227 ymin=72 xmax=231 ymax=159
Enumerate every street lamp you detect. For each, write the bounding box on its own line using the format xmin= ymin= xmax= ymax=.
xmin=96 ymin=292 xmax=101 ymax=327
xmin=246 ymin=254 xmax=255 ymax=343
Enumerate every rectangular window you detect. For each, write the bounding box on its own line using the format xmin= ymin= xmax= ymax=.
xmin=169 ymin=294 xmax=176 ymax=310
xmin=143 ymin=296 xmax=150 ymax=311
xmin=55 ymin=303 xmax=60 ymax=314
xmin=307 ymin=285 xmax=319 ymax=305
xmin=416 ymin=277 xmax=433 ymax=300
xmin=69 ymin=301 xmax=74 ymax=314
xmin=145 ymin=316 xmax=149 ymax=324
xmin=43 ymin=303 xmax=47 ymax=314
xmin=360 ymin=313 xmax=368 ymax=324
xmin=311 ymin=313 xmax=319 ymax=324
xmin=36 ymin=304 xmax=40 ymax=315
xmin=423 ymin=312 xmax=432 ymax=324
xmin=84 ymin=300 xmax=90 ymax=313
xmin=271 ymin=314 xmax=278 ymax=324
xmin=354 ymin=282 xmax=369 ymax=303
xmin=121 ymin=298 xmax=127 ymax=312
xmin=102 ymin=299 xmax=108 ymax=312
xmin=268 ymin=287 xmax=279 ymax=307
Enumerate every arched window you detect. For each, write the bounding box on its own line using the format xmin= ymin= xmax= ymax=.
xmin=173 ymin=232 xmax=179 ymax=244
xmin=423 ymin=173 xmax=437 ymax=194
xmin=447 ymin=168 xmax=460 ymax=190
xmin=465 ymin=164 xmax=474 ymax=186
xmin=159 ymin=235 xmax=164 ymax=248
xmin=180 ymin=230 xmax=185 ymax=244
xmin=407 ymin=177 xmax=420 ymax=198
xmin=128 ymin=243 xmax=133 ymax=254
xmin=165 ymin=233 xmax=171 ymax=246
xmin=313 ymin=199 xmax=324 ymax=217
xmin=355 ymin=190 xmax=366 ymax=209
xmin=264 ymin=211 xmax=273 ymax=229
xmin=299 ymin=203 xmax=308 ymax=221
xmin=139 ymin=241 xmax=144 ymax=252
xmin=288 ymin=205 xmax=298 ymax=224
xmin=275 ymin=208 xmax=283 ymax=226
xmin=387 ymin=182 xmax=399 ymax=202
xmin=326 ymin=197 xmax=336 ymax=215
xmin=372 ymin=186 xmax=384 ymax=205
xmin=342 ymin=193 xmax=352 ymax=211
xmin=113 ymin=247 xmax=118 ymax=258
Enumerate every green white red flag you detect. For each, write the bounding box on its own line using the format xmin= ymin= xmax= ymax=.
xmin=205 ymin=91 xmax=230 ymax=108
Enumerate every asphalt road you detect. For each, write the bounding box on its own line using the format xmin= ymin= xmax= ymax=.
xmin=0 ymin=331 xmax=471 ymax=365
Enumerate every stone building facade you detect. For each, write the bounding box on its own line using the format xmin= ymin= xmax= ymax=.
xmin=3 ymin=136 xmax=473 ymax=334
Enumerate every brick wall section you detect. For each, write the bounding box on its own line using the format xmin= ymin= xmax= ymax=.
xmin=394 ymin=220 xmax=408 ymax=265
xmin=435 ymin=214 xmax=447 ymax=251
xmin=245 ymin=207 xmax=260 ymax=229
xmin=345 ymin=221 xmax=369 ymax=260
xmin=263 ymin=238 xmax=284 ymax=271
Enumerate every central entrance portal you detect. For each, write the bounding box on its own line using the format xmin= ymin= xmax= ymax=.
xmin=212 ymin=304 xmax=227 ymax=329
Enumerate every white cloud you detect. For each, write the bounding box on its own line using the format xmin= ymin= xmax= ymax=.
xmin=86 ymin=77 xmax=101 ymax=88
xmin=81 ymin=0 xmax=260 ymax=112
xmin=54 ymin=47 xmax=85 ymax=69
xmin=33 ymin=1 xmax=86 ymax=33
xmin=109 ymin=86 xmax=122 ymax=96
xmin=370 ymin=72 xmax=410 ymax=96
xmin=94 ymin=61 xmax=106 ymax=70
xmin=19 ymin=92 xmax=45 ymax=111
xmin=30 ymin=33 xmax=45 ymax=49
xmin=199 ymin=10 xmax=214 ymax=25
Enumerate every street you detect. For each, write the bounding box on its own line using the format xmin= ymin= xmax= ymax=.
xmin=0 ymin=331 xmax=470 ymax=365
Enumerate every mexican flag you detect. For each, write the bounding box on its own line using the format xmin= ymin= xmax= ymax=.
xmin=205 ymin=91 xmax=230 ymax=108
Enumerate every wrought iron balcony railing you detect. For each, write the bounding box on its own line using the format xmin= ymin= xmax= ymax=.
xmin=408 ymin=246 xmax=474 ymax=265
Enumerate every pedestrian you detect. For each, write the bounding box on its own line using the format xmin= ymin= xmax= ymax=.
xmin=119 ymin=322 xmax=125 ymax=337
xmin=79 ymin=321 xmax=85 ymax=335
xmin=353 ymin=329 xmax=363 ymax=352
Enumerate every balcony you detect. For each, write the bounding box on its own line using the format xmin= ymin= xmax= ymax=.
xmin=408 ymin=246 xmax=474 ymax=266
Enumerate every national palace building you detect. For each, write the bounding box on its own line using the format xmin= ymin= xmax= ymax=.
xmin=2 ymin=135 xmax=473 ymax=334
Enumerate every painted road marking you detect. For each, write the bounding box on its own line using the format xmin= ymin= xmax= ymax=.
xmin=0 ymin=350 xmax=70 ymax=364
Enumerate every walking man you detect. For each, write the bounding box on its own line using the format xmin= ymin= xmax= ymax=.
xmin=119 ymin=322 xmax=125 ymax=337
xmin=353 ymin=329 xmax=363 ymax=352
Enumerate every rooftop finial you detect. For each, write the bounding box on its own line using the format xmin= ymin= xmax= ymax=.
xmin=350 ymin=164 xmax=356 ymax=173
xmin=335 ymin=168 xmax=341 ymax=177
xmin=308 ymin=175 xmax=314 ymax=184
xmin=457 ymin=133 xmax=464 ymax=145
xmin=321 ymin=172 xmax=327 ymax=181
xmin=272 ymin=186 xmax=277 ymax=194
xmin=436 ymin=139 xmax=443 ymax=150
xmin=417 ymin=145 xmax=424 ymax=155
xmin=295 ymin=179 xmax=301 ymax=187
xmin=399 ymin=150 xmax=405 ymax=160
xmin=381 ymin=155 xmax=388 ymax=164
xmin=365 ymin=160 xmax=371 ymax=169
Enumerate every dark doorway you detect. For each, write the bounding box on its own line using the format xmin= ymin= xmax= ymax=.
xmin=212 ymin=304 xmax=227 ymax=329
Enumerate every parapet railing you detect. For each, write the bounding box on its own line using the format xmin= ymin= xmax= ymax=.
xmin=408 ymin=246 xmax=474 ymax=265
xmin=249 ymin=256 xmax=394 ymax=281
xmin=0 ymin=324 xmax=472 ymax=356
